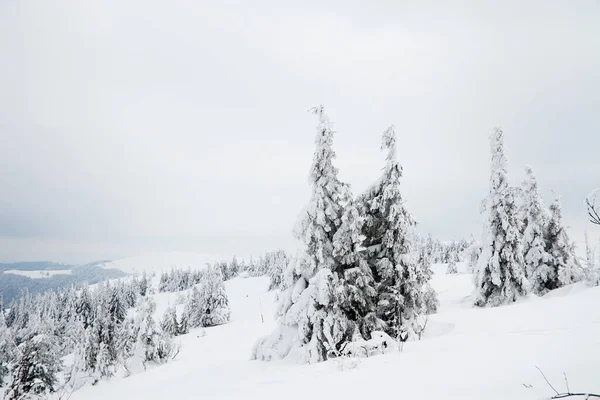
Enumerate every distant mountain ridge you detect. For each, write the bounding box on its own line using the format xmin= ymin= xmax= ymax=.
xmin=0 ymin=260 xmax=125 ymax=303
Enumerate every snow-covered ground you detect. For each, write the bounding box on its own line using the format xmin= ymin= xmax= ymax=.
xmin=101 ymin=252 xmax=224 ymax=275
xmin=70 ymin=263 xmax=600 ymax=400
xmin=2 ymin=269 xmax=73 ymax=278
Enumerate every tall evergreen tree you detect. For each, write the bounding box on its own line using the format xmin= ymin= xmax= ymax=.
xmin=546 ymin=195 xmax=584 ymax=287
xmin=520 ymin=166 xmax=553 ymax=294
xmin=253 ymin=105 xmax=352 ymax=363
xmin=474 ymin=128 xmax=528 ymax=307
xmin=359 ymin=125 xmax=434 ymax=340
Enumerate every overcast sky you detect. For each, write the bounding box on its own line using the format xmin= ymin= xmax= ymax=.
xmin=0 ymin=0 xmax=598 ymax=264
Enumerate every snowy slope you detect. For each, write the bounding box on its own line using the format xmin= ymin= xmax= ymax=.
xmin=101 ymin=252 xmax=224 ymax=275
xmin=70 ymin=264 xmax=600 ymax=400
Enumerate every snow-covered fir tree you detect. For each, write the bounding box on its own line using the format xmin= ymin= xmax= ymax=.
xmin=197 ymin=267 xmax=231 ymax=327
xmin=446 ymin=252 xmax=458 ymax=274
xmin=520 ymin=166 xmax=553 ymax=295
xmin=584 ymin=232 xmax=599 ymax=286
xmin=178 ymin=309 xmax=189 ymax=335
xmin=253 ymin=105 xmax=352 ymax=363
xmin=6 ymin=334 xmax=62 ymax=400
xmin=358 ymin=125 xmax=434 ymax=340
xmin=474 ymin=128 xmax=528 ymax=307
xmin=185 ymin=287 xmax=204 ymax=329
xmin=160 ymin=305 xmax=180 ymax=337
xmin=545 ymin=195 xmax=584 ymax=288
xmin=465 ymin=236 xmax=482 ymax=273
xmin=267 ymin=251 xmax=290 ymax=291
xmin=138 ymin=272 xmax=149 ymax=297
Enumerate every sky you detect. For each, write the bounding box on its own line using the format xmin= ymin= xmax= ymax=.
xmin=0 ymin=0 xmax=599 ymax=264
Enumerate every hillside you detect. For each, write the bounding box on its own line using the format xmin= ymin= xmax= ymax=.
xmin=68 ymin=263 xmax=600 ymax=400
xmin=100 ymin=252 xmax=224 ymax=275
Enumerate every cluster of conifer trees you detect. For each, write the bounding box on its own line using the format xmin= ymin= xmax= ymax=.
xmin=474 ymin=128 xmax=589 ymax=306
xmin=253 ymin=107 xmax=439 ymax=364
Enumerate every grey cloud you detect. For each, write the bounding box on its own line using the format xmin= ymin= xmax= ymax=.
xmin=0 ymin=0 xmax=598 ymax=263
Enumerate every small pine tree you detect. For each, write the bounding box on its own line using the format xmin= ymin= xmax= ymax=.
xmin=198 ymin=267 xmax=231 ymax=327
xmin=178 ymin=310 xmax=189 ymax=335
xmin=520 ymin=167 xmax=553 ymax=295
xmin=446 ymin=253 xmax=458 ymax=274
xmin=546 ymin=195 xmax=584 ymax=288
xmin=465 ymin=236 xmax=482 ymax=273
xmin=268 ymin=251 xmax=289 ymax=291
xmin=108 ymin=285 xmax=127 ymax=325
xmin=160 ymin=306 xmax=180 ymax=337
xmin=474 ymin=128 xmax=528 ymax=307
xmin=139 ymin=272 xmax=149 ymax=297
xmin=185 ymin=287 xmax=204 ymax=329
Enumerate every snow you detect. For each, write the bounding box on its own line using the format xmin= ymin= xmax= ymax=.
xmin=67 ymin=262 xmax=600 ymax=400
xmin=3 ymin=269 xmax=72 ymax=278
xmin=100 ymin=252 xmax=224 ymax=275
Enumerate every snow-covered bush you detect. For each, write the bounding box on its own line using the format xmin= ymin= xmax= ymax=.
xmin=340 ymin=331 xmax=397 ymax=358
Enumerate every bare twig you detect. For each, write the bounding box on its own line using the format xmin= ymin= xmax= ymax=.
xmin=564 ymin=372 xmax=570 ymax=394
xmin=536 ymin=366 xmax=560 ymax=396
xmin=586 ymin=198 xmax=600 ymax=225
xmin=536 ymin=367 xmax=600 ymax=399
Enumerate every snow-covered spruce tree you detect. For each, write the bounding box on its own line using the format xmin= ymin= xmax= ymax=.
xmin=160 ymin=305 xmax=180 ymax=337
xmin=253 ymin=105 xmax=352 ymax=363
xmin=185 ymin=287 xmax=204 ymax=329
xmin=584 ymin=232 xmax=599 ymax=286
xmin=520 ymin=166 xmax=553 ymax=295
xmin=268 ymin=251 xmax=290 ymax=291
xmin=446 ymin=252 xmax=458 ymax=274
xmin=178 ymin=310 xmax=189 ymax=335
xmin=474 ymin=128 xmax=528 ymax=307
xmin=359 ymin=125 xmax=434 ymax=340
xmin=198 ymin=267 xmax=231 ymax=327
xmin=108 ymin=284 xmax=127 ymax=325
xmin=545 ymin=195 xmax=584 ymax=287
xmin=6 ymin=334 xmax=62 ymax=400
